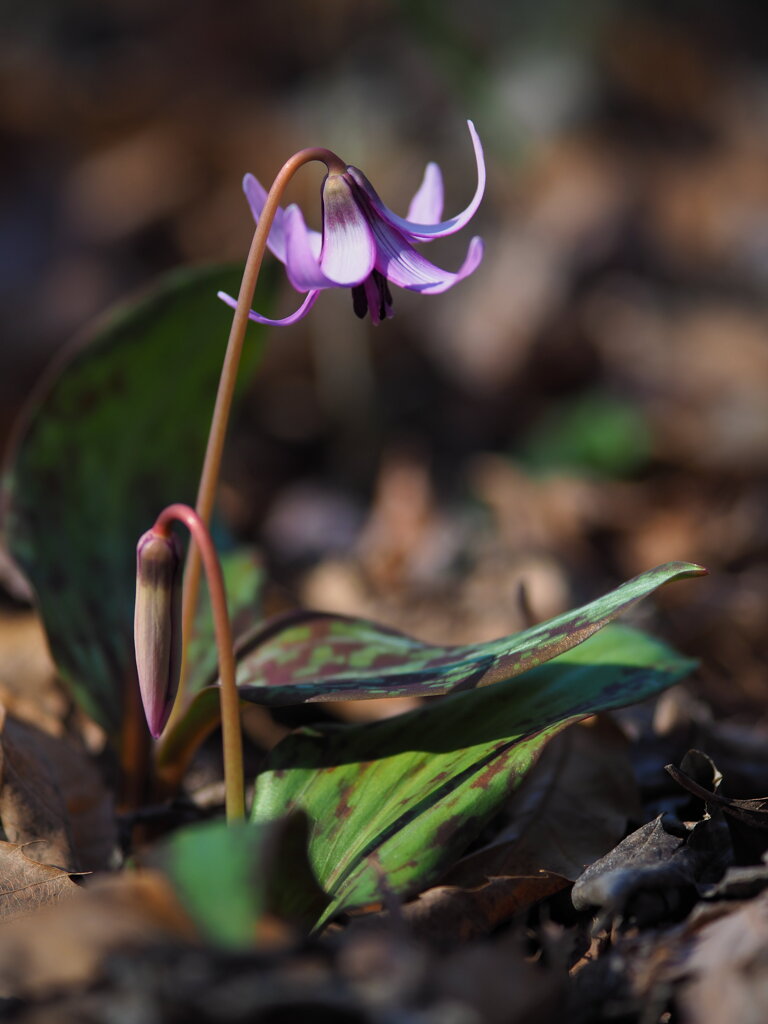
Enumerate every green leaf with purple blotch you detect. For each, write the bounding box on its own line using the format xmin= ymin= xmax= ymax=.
xmin=158 ymin=560 xmax=702 ymax=771
xmin=2 ymin=266 xmax=271 ymax=736
xmin=214 ymin=560 xmax=703 ymax=704
xmin=250 ymin=623 xmax=696 ymax=927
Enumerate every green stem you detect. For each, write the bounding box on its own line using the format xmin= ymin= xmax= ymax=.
xmin=154 ymin=502 xmax=244 ymax=822
xmin=171 ymin=145 xmax=345 ymax=726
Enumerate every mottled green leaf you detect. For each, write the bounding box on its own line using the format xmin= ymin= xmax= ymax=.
xmin=156 ymin=814 xmax=327 ymax=948
xmin=185 ymin=547 xmax=265 ymax=694
xmin=161 ymin=561 xmax=704 ymax=782
xmin=2 ymin=266 xmax=268 ymax=736
xmin=251 ymin=624 xmax=696 ymax=927
xmin=215 ymin=560 xmax=703 ymax=705
xmin=161 ymin=560 xmax=702 ymax=773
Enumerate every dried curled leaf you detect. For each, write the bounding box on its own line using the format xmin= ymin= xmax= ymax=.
xmin=0 ymin=842 xmax=80 ymax=921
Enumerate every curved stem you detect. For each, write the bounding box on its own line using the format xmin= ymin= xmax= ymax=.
xmin=172 ymin=146 xmax=344 ymax=725
xmin=155 ymin=502 xmax=244 ymax=822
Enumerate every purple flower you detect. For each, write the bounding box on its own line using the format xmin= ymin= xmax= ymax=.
xmin=218 ymin=121 xmax=485 ymax=325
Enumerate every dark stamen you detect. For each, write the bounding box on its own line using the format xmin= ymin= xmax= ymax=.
xmin=374 ymin=272 xmax=387 ymax=321
xmin=351 ymin=284 xmax=368 ymax=319
xmin=370 ymin=270 xmax=394 ymax=321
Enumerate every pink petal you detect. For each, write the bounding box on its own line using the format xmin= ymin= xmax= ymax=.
xmin=406 ymin=163 xmax=444 ymax=224
xmin=348 ymin=120 xmax=485 ymax=241
xmin=370 ymin=214 xmax=484 ymax=294
xmin=217 ymin=288 xmax=320 ymax=325
xmin=243 ymin=175 xmax=323 ymax=268
xmin=319 ymin=175 xmax=376 ymax=286
xmin=243 ymin=174 xmax=286 ymax=263
xmin=282 ymin=204 xmax=338 ymax=291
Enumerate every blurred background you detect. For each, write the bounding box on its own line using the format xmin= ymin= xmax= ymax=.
xmin=3 ymin=0 xmax=768 ymax=713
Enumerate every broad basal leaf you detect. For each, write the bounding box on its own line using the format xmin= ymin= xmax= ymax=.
xmin=212 ymin=560 xmax=704 ymax=704
xmin=159 ymin=561 xmax=703 ymax=775
xmin=441 ymin=714 xmax=643 ymax=888
xmin=2 ymin=266 xmax=270 ymax=736
xmin=251 ymin=624 xmax=696 ymax=927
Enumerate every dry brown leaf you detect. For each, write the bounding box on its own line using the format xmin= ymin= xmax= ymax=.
xmin=469 ymin=454 xmax=599 ymax=561
xmin=0 ymin=841 xmax=79 ymax=921
xmin=401 ymin=875 xmax=567 ymax=943
xmin=672 ymin=893 xmax=768 ymax=1024
xmin=0 ymin=611 xmax=64 ymax=736
xmin=433 ymin=933 xmax=567 ymax=1024
xmin=0 ymin=870 xmax=196 ymax=999
xmin=0 ymin=707 xmax=115 ymax=871
xmin=358 ymin=449 xmax=447 ymax=592
xmin=0 ymin=705 xmax=76 ymax=869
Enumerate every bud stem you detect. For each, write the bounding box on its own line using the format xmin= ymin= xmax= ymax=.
xmin=154 ymin=503 xmax=245 ymax=822
xmin=170 ymin=146 xmax=345 ymax=728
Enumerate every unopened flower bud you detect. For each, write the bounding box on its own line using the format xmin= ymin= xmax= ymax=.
xmin=134 ymin=528 xmax=182 ymax=738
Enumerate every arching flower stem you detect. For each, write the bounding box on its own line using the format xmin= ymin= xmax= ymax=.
xmin=154 ymin=502 xmax=246 ymax=822
xmin=173 ymin=146 xmax=346 ymax=724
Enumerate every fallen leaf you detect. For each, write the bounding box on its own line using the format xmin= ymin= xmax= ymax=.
xmin=0 ymin=705 xmax=76 ymax=868
xmin=572 ymin=810 xmax=732 ymax=930
xmin=667 ymin=754 xmax=768 ymax=830
xmin=0 ymin=706 xmax=115 ymax=871
xmin=432 ymin=934 xmax=567 ymax=1024
xmin=675 ymin=890 xmax=768 ymax=1024
xmin=400 ymin=875 xmax=566 ymax=943
xmin=0 ymin=841 xmax=80 ymax=921
xmin=357 ymin=449 xmax=461 ymax=594
xmin=0 ymin=611 xmax=64 ymax=736
xmin=0 ymin=870 xmax=196 ymax=998
xmin=702 ymin=856 xmax=768 ymax=901
xmin=667 ymin=748 xmax=768 ymax=865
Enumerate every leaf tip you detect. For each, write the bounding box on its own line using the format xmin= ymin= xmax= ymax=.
xmin=658 ymin=560 xmax=709 ymax=580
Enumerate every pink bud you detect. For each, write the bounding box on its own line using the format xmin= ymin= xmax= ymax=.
xmin=134 ymin=528 xmax=182 ymax=738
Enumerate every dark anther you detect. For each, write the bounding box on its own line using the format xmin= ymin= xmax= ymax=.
xmin=379 ymin=273 xmax=393 ymax=320
xmin=352 ymin=284 xmax=368 ymax=319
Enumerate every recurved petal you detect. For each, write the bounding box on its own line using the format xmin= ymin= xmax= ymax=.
xmin=319 ymin=175 xmax=376 ymax=285
xmin=348 ymin=120 xmax=485 ymax=241
xmin=406 ymin=162 xmax=444 ymax=224
xmin=282 ymin=204 xmax=339 ymax=291
xmin=371 ymin=215 xmax=484 ymax=294
xmin=244 ymin=176 xmax=323 ymax=267
xmin=243 ymin=174 xmax=287 ymax=263
xmin=217 ymin=288 xmax=321 ymax=325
